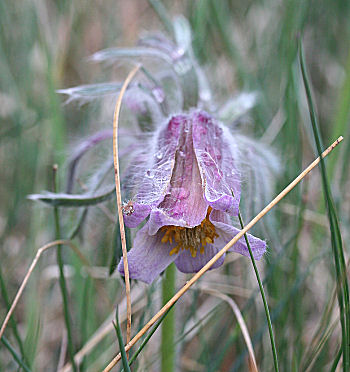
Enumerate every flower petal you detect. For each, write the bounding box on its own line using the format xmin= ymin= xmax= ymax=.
xmin=174 ymin=245 xmax=225 ymax=273
xmin=123 ymin=203 xmax=151 ymax=228
xmin=148 ymin=208 xmax=187 ymax=235
xmin=118 ymin=223 xmax=176 ymax=284
xmin=157 ymin=117 xmax=208 ymax=228
xmin=126 ymin=115 xmax=186 ymax=218
xmin=210 ymin=209 xmax=266 ymax=260
xmin=192 ymin=110 xmax=241 ymax=216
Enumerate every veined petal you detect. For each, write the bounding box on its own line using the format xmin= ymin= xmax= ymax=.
xmin=157 ymin=117 xmax=208 ymax=228
xmin=192 ymin=110 xmax=241 ymax=216
xmin=174 ymin=245 xmax=225 ymax=273
xmin=123 ymin=115 xmax=186 ymax=227
xmin=117 ymin=223 xmax=176 ymax=284
xmin=210 ymin=209 xmax=266 ymax=260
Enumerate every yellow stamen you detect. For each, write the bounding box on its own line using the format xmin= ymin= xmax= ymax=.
xmin=169 ymin=246 xmax=180 ymax=256
xmin=160 ymin=207 xmax=219 ymax=257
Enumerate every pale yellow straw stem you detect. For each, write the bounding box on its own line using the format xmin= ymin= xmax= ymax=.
xmin=112 ymin=64 xmax=141 ymax=350
xmin=103 ymin=136 xmax=343 ymax=371
xmin=0 ymin=240 xmax=78 ymax=340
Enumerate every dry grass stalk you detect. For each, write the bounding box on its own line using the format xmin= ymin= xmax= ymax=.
xmin=112 ymin=64 xmax=141 ymax=350
xmin=300 ymin=258 xmax=350 ymax=370
xmin=57 ymin=329 xmax=68 ymax=371
xmin=197 ymin=280 xmax=253 ymax=298
xmin=102 ymin=136 xmax=343 ymax=371
xmin=0 ymin=239 xmax=80 ymax=340
xmin=280 ymin=202 xmax=328 ymax=227
xmin=200 ymin=288 xmax=258 ymax=372
xmin=59 ymin=286 xmax=149 ymax=372
xmin=304 ymin=317 xmax=339 ymax=372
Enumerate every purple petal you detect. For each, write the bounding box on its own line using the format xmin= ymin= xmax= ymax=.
xmin=192 ymin=110 xmax=241 ymax=216
xmin=118 ymin=223 xmax=176 ymax=284
xmin=210 ymin=210 xmax=266 ymax=260
xmin=131 ymin=115 xmax=186 ymax=211
xmin=123 ymin=203 xmax=151 ymax=228
xmin=148 ymin=208 xmax=187 ymax=235
xmin=175 ymin=245 xmax=225 ymax=273
xmin=157 ymin=118 xmax=208 ymax=228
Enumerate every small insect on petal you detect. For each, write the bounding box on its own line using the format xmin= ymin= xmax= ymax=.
xmin=122 ymin=200 xmax=134 ymax=216
xmin=118 ymin=110 xmax=269 ymax=283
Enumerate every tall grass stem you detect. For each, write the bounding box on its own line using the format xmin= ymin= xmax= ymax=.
xmin=238 ymin=211 xmax=279 ymax=372
xmin=102 ymin=136 xmax=342 ymax=371
xmin=1 ymin=336 xmax=32 ymax=372
xmin=299 ymin=42 xmax=350 ymax=371
xmin=161 ymin=264 xmax=176 ymax=372
xmin=0 ymin=265 xmax=26 ymax=362
xmin=53 ymin=165 xmax=77 ymax=372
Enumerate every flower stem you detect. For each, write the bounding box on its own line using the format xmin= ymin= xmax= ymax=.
xmin=161 ymin=263 xmax=176 ymax=372
xmin=53 ymin=165 xmax=77 ymax=372
xmin=238 ymin=211 xmax=279 ymax=372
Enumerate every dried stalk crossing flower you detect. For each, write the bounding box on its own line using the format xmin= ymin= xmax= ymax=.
xmin=118 ymin=110 xmax=266 ymax=283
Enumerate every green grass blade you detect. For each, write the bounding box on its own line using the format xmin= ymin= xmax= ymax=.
xmin=209 ymin=0 xmax=246 ymax=83
xmin=23 ymin=308 xmax=40 ymax=369
xmin=53 ymin=169 xmax=77 ymax=372
xmin=28 ymin=187 xmax=115 ymax=207
xmin=1 ymin=336 xmax=32 ymax=372
xmin=113 ymin=306 xmax=131 ymax=372
xmin=238 ymin=210 xmax=280 ymax=372
xmin=79 ymin=278 xmax=92 ymax=371
xmin=328 ymin=49 xmax=350 ymax=179
xmin=69 ymin=161 xmax=114 ymax=239
xmin=231 ymin=251 xmax=328 ymax=372
xmin=0 ymin=265 xmax=27 ymax=362
xmin=161 ymin=264 xmax=176 ymax=372
xmin=147 ymin=0 xmax=174 ymax=35
xmin=331 ymin=347 xmax=342 ymax=372
xmin=299 ymin=41 xmax=350 ymax=371
xmin=121 ymin=304 xmax=175 ymax=371
xmin=109 ymin=223 xmax=122 ymax=276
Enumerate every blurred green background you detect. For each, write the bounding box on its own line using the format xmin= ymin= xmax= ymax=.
xmin=1 ymin=0 xmax=350 ymax=371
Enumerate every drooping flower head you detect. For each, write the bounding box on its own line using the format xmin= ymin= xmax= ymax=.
xmin=118 ymin=110 xmax=266 ymax=284
xmin=55 ymin=16 xmax=277 ymax=285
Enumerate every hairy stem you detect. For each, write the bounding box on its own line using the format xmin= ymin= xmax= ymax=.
xmin=53 ymin=165 xmax=77 ymax=372
xmin=161 ymin=263 xmax=176 ymax=372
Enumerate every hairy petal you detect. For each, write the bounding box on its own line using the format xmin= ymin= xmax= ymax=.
xmin=138 ymin=33 xmax=184 ymax=61
xmin=148 ymin=208 xmax=187 ymax=235
xmin=174 ymin=245 xmax=225 ymax=273
xmin=157 ymin=119 xmax=208 ymax=228
xmin=123 ymin=115 xmax=186 ymax=226
xmin=234 ymin=134 xmax=280 ymax=219
xmin=118 ymin=224 xmax=176 ymax=284
xmin=210 ymin=209 xmax=266 ymax=260
xmin=66 ymin=129 xmax=113 ymax=193
xmin=123 ymin=203 xmax=151 ymax=228
xmin=192 ymin=111 xmax=241 ymax=216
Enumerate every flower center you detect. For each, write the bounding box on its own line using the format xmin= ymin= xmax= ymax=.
xmin=160 ymin=207 xmax=219 ymax=258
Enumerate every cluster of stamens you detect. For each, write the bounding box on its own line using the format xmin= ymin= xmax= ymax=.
xmin=160 ymin=207 xmax=219 ymax=257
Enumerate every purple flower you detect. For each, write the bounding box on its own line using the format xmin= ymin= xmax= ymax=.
xmin=118 ymin=110 xmax=266 ymax=284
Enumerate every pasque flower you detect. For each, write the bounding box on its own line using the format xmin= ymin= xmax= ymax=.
xmin=118 ymin=110 xmax=266 ymax=284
